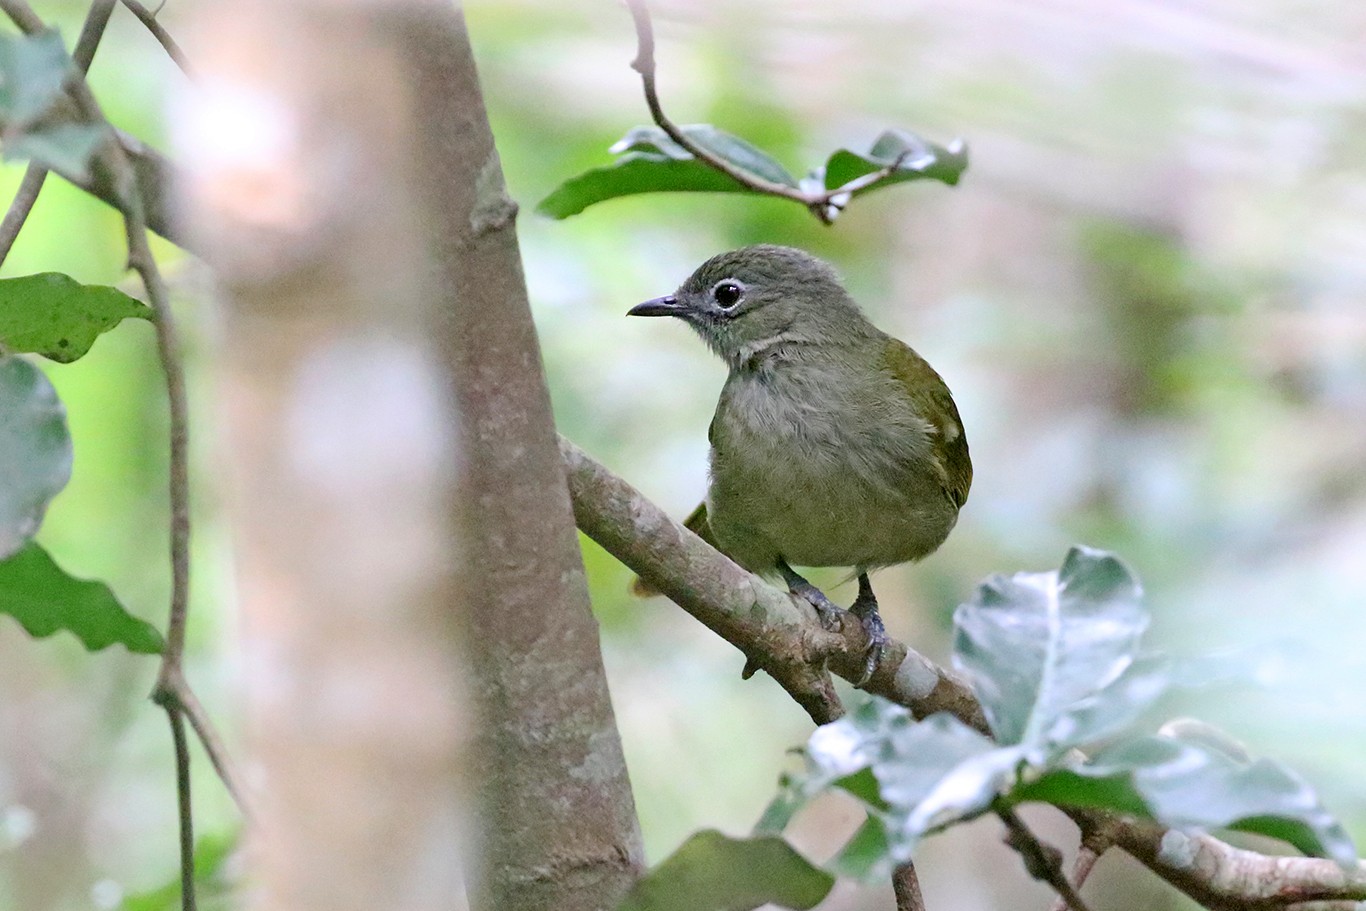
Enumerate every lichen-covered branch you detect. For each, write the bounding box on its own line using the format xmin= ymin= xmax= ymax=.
xmin=560 ymin=435 xmax=1366 ymax=909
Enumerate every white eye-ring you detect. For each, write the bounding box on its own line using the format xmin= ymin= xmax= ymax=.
xmin=712 ymin=279 xmax=744 ymax=309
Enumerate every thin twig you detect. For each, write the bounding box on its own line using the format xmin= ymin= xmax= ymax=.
xmin=1048 ymin=832 xmax=1109 ymax=911
xmin=166 ymin=706 xmax=197 ymax=911
xmin=177 ymin=675 xmax=251 ymax=818
xmin=119 ymin=0 xmax=194 ymax=77
xmin=893 ymin=861 xmax=927 ymax=911
xmin=622 ymin=0 xmax=922 ymax=224
xmin=0 ymin=0 xmax=115 ymax=266
xmin=999 ymin=808 xmax=1092 ymax=911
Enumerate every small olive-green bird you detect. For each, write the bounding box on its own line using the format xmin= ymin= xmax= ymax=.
xmin=629 ymin=244 xmax=972 ymax=683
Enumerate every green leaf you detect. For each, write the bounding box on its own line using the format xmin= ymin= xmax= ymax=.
xmin=2 ymin=122 xmax=107 ymax=183
xmin=0 ymin=355 xmax=71 ymax=557
xmin=610 ymin=125 xmax=800 ymax=187
xmin=826 ymin=815 xmax=892 ymax=881
xmin=822 ymin=129 xmax=969 ymax=196
xmin=952 ymin=546 xmax=1149 ymax=751
xmin=0 ymin=30 xmax=69 ymax=123
xmin=120 ymin=831 xmax=238 ymax=910
xmin=0 ymin=273 xmax=152 ymax=363
xmin=537 ymin=124 xmax=798 ymax=219
xmin=615 ymin=830 xmax=833 ymax=911
xmin=1016 ymin=732 xmax=1357 ymax=865
xmin=0 ymin=541 xmax=163 ymax=653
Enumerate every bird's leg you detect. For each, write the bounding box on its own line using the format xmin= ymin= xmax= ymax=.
xmin=776 ymin=558 xmax=843 ymax=632
xmin=850 ymin=572 xmax=889 ymax=686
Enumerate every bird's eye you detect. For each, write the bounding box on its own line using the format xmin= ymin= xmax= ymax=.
xmin=713 ymin=281 xmax=743 ymax=309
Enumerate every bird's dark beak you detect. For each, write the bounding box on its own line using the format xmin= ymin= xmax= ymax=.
xmin=627 ymin=294 xmax=684 ymax=317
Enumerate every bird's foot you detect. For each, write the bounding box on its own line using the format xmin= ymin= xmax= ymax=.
xmin=788 ymin=580 xmax=844 ymax=632
xmin=850 ymin=575 xmax=889 ymax=687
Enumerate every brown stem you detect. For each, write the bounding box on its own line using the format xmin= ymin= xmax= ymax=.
xmin=999 ymin=808 xmax=1092 ymax=911
xmin=1049 ymin=832 xmax=1109 ymax=911
xmin=622 ymin=0 xmax=926 ymax=224
xmin=893 ymin=861 xmax=927 ymax=911
xmin=119 ymin=0 xmax=194 ymax=77
xmin=165 ymin=706 xmax=197 ymax=911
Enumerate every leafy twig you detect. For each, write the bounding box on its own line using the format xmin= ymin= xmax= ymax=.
xmin=119 ymin=0 xmax=194 ymax=77
xmin=0 ymin=0 xmax=116 ymax=266
xmin=999 ymin=808 xmax=1092 ymax=911
xmin=623 ymin=0 xmax=922 ymax=224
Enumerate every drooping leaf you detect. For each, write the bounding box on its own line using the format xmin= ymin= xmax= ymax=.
xmin=0 ymin=273 xmax=152 ymax=363
xmin=615 ymin=830 xmax=833 ymax=911
xmin=0 ymin=541 xmax=163 ymax=654
xmin=1014 ymin=732 xmax=1357 ymax=865
xmin=538 ymin=124 xmax=801 ymax=219
xmin=0 ymin=30 xmax=70 ymax=123
xmin=952 ymin=546 xmax=1149 ymax=751
xmin=0 ymin=355 xmax=71 ymax=556
xmin=822 ymin=129 xmax=969 ymax=196
xmin=2 ymin=122 xmax=108 ymax=182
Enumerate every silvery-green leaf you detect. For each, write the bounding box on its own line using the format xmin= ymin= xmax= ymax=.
xmin=953 ymin=546 xmax=1148 ymax=750
xmin=0 ymin=30 xmax=69 ymax=123
xmin=823 ymin=129 xmax=968 ymax=195
xmin=0 ymin=356 xmax=71 ymax=556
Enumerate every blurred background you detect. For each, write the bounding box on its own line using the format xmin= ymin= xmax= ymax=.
xmin=1 ymin=1 xmax=1364 ymax=909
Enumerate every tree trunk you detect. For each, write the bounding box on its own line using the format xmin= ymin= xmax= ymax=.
xmin=182 ymin=2 xmax=642 ymax=909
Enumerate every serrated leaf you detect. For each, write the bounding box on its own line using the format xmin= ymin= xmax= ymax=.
xmin=953 ymin=546 xmax=1148 ymax=751
xmin=0 ymin=273 xmax=152 ymax=363
xmin=538 ymin=124 xmax=799 ymax=219
xmin=0 ymin=355 xmax=71 ymax=556
xmin=0 ymin=30 xmax=70 ymax=123
xmin=2 ymin=122 xmax=107 ymax=183
xmin=0 ymin=541 xmax=163 ymax=653
xmin=823 ymin=129 xmax=968 ymax=196
xmin=1016 ymin=733 xmax=1357 ymax=865
xmin=615 ymin=830 xmax=833 ymax=911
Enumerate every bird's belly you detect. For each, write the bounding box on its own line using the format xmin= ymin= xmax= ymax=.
xmin=707 ymin=432 xmax=955 ymax=573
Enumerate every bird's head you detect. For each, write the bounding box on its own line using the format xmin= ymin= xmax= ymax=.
xmin=628 ymin=245 xmax=871 ymax=367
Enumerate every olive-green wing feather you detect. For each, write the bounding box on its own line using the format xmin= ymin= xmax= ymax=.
xmin=630 ymin=501 xmax=718 ymax=597
xmin=883 ymin=337 xmax=972 ymax=508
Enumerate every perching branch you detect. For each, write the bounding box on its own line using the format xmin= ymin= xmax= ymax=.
xmin=624 ymin=0 xmax=920 ymax=224
xmin=892 ymin=861 xmax=927 ymax=911
xmin=559 ymin=435 xmax=1366 ymax=910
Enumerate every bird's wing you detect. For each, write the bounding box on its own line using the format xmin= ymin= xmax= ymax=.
xmin=882 ymin=337 xmax=973 ymax=508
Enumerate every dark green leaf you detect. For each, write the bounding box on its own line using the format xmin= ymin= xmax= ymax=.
xmin=822 ymin=129 xmax=968 ymax=196
xmin=0 ymin=355 xmax=71 ymax=557
xmin=537 ymin=124 xmax=799 ymax=219
xmin=0 ymin=541 xmax=162 ymax=653
xmin=0 ymin=273 xmax=152 ymax=363
xmin=952 ymin=546 xmax=1149 ymax=751
xmin=826 ymin=815 xmax=892 ymax=881
xmin=537 ymin=153 xmax=756 ymax=219
xmin=610 ymin=125 xmax=800 ymax=187
xmin=615 ymin=830 xmax=833 ymax=911
xmin=2 ymin=122 xmax=107 ymax=182
xmin=0 ymin=30 xmax=69 ymax=123
xmin=1016 ymin=733 xmax=1357 ymax=865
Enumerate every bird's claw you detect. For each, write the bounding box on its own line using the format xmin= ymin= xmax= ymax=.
xmin=850 ymin=588 xmax=888 ymax=687
xmin=792 ymin=583 xmax=843 ymax=632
